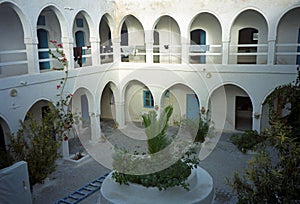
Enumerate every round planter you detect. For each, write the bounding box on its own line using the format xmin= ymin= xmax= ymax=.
xmin=99 ymin=167 xmax=214 ymax=204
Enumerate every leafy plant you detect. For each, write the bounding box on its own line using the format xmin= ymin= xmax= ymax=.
xmin=230 ymin=130 xmax=263 ymax=153
xmin=0 ymin=41 xmax=74 ymax=189
xmin=229 ymin=71 xmax=300 ymax=203
xmin=112 ymin=105 xmax=201 ymax=191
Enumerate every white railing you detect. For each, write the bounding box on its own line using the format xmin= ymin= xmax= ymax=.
xmin=121 ymin=45 xmax=146 ymax=63
xmin=100 ymin=45 xmax=113 ymax=64
xmin=275 ymin=43 xmax=300 ymax=65
xmin=0 ymin=49 xmax=28 ymax=67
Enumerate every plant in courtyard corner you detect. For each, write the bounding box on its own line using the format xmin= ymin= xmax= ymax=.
xmin=0 ymin=40 xmax=74 ymax=188
xmin=112 ymin=106 xmax=202 ymax=191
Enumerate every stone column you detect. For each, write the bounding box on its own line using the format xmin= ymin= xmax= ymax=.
xmin=24 ymin=37 xmax=40 ymax=74
xmin=222 ymin=41 xmax=230 ymax=65
xmin=267 ymin=39 xmax=276 ymax=65
xmin=90 ymin=36 xmax=100 ymax=66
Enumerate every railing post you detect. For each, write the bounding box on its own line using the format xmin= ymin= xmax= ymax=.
xmin=145 ymin=31 xmax=153 ymax=64
xmin=24 ymin=37 xmax=40 ymax=74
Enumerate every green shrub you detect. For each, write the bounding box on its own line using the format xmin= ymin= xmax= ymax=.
xmin=7 ymin=116 xmax=61 ymax=187
xmin=230 ymin=130 xmax=263 ymax=153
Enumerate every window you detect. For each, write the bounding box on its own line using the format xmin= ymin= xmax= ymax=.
xmin=76 ymin=18 xmax=84 ymax=28
xmin=143 ymin=90 xmax=154 ymax=108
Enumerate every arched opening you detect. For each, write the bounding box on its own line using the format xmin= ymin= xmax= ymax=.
xmin=276 ymin=7 xmax=300 ymax=65
xmin=37 ymin=28 xmax=50 ymax=70
xmin=238 ymin=27 xmax=258 ymax=64
xmin=120 ymin=15 xmax=145 ymax=63
xmin=229 ymin=10 xmax=268 ymax=64
xmin=124 ymin=81 xmax=153 ymax=126
xmin=209 ymin=84 xmax=252 ymax=131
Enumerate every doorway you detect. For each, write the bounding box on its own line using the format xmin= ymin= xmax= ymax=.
xmin=235 ymin=96 xmax=252 ymax=130
xmin=190 ymin=29 xmax=206 ymax=63
xmin=238 ymin=28 xmax=258 ymax=64
xmin=0 ymin=124 xmax=5 ymax=151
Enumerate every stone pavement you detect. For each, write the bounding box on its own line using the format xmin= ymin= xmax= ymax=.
xmin=32 ymin=122 xmax=253 ymax=204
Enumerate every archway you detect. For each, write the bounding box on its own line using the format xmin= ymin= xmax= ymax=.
xmin=124 ymin=80 xmax=153 ymax=126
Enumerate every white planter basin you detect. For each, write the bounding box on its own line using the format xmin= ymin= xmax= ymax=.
xmin=99 ymin=167 xmax=214 ymax=204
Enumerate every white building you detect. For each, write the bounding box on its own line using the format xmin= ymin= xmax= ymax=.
xmin=0 ymin=0 xmax=299 ymax=149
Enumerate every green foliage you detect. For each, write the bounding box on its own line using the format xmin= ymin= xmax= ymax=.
xmin=230 ymin=130 xmax=264 ymax=153
xmin=181 ymin=114 xmax=209 ymax=143
xmin=229 ymin=122 xmax=300 ymax=203
xmin=7 ymin=116 xmax=61 ymax=187
xmin=0 ymin=149 xmax=13 ymax=169
xmin=229 ymin=71 xmax=300 ymax=203
xmin=142 ymin=105 xmax=173 ymax=154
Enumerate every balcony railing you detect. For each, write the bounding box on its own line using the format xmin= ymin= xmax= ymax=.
xmin=100 ymin=45 xmax=113 ymax=64
xmin=153 ymin=44 xmax=181 ymax=64
xmin=0 ymin=49 xmax=28 ymax=67
xmin=189 ymin=44 xmax=222 ymax=64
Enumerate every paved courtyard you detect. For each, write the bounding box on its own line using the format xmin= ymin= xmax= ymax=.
xmin=32 ymin=121 xmax=253 ymax=204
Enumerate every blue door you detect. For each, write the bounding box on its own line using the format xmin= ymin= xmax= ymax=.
xmin=297 ymin=28 xmax=300 ymax=65
xmin=75 ymin=31 xmax=86 ymax=64
xmin=37 ymin=29 xmax=50 ymax=70
xmin=187 ymin=94 xmax=200 ymax=120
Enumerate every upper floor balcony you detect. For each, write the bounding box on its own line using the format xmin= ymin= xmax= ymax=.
xmin=0 ymin=3 xmax=299 ymax=78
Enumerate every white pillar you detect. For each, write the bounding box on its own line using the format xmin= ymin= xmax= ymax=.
xmin=90 ymin=36 xmax=100 ymax=66
xmin=90 ymin=114 xmax=101 ymax=142
xmin=115 ymin=101 xmax=125 ymax=128
xmin=222 ymin=41 xmax=230 ymax=65
xmin=181 ymin=40 xmax=189 ymax=64
xmin=62 ymin=37 xmax=75 ymax=70
xmin=62 ymin=140 xmax=70 ymax=158
xmin=267 ymin=39 xmax=276 ymax=65
xmin=24 ymin=37 xmax=39 ymax=74
xmin=145 ymin=31 xmax=153 ymax=64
